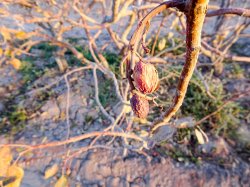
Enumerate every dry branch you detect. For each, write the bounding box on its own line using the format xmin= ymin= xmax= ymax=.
xmin=206 ymin=7 xmax=250 ymax=17
xmin=1 ymin=131 xmax=145 ymax=150
xmin=201 ymin=41 xmax=250 ymax=63
xmin=1 ymin=0 xmax=249 ymax=170
xmin=151 ymin=0 xmax=209 ymax=132
xmin=126 ymin=0 xmax=185 ymax=92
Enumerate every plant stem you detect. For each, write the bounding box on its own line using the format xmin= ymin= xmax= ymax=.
xmin=151 ymin=0 xmax=210 ymax=133
xmin=126 ymin=0 xmax=185 ymax=92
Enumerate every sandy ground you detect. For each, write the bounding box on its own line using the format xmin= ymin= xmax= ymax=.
xmin=0 ymin=0 xmax=250 ymax=186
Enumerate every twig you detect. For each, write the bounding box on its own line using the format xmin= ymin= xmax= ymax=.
xmin=126 ymin=0 xmax=185 ymax=93
xmin=201 ymin=41 xmax=250 ymax=63
xmin=154 ymin=42 xmax=185 ymax=58
xmin=93 ymin=66 xmax=115 ymax=123
xmin=194 ymin=68 xmax=216 ymax=100
xmin=121 ymin=12 xmax=136 ymax=43
xmin=206 ymin=8 xmax=250 ymax=17
xmin=195 ymin=90 xmax=250 ymax=125
xmin=64 ymin=74 xmax=71 ymax=140
xmin=110 ymin=0 xmax=121 ymax=22
xmin=1 ymin=131 xmax=145 ymax=150
xmin=174 ymin=89 xmax=250 ymax=129
xmin=151 ymin=16 xmax=165 ymax=56
xmin=26 ymin=66 xmax=93 ymax=95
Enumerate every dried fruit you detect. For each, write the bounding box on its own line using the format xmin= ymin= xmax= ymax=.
xmin=133 ymin=61 xmax=159 ymax=94
xmin=130 ymin=93 xmax=149 ymax=119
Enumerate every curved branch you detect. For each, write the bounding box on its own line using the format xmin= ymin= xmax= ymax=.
xmin=126 ymin=0 xmax=185 ymax=92
xmin=151 ymin=0 xmax=209 ymax=133
xmin=201 ymin=41 xmax=250 ymax=63
xmin=206 ymin=8 xmax=250 ymax=17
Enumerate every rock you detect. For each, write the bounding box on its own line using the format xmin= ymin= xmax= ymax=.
xmin=22 ymin=170 xmax=49 ymax=187
xmin=225 ymin=79 xmax=250 ymax=93
xmin=0 ymin=102 xmax=5 ymax=112
xmin=41 ymin=100 xmax=60 ymax=120
xmin=106 ymin=177 xmax=121 ymax=187
xmin=199 ymin=137 xmax=230 ymax=158
xmin=0 ymin=64 xmax=22 ymax=97
xmin=0 ymin=87 xmax=7 ymax=98
xmin=236 ymin=125 xmax=250 ymax=145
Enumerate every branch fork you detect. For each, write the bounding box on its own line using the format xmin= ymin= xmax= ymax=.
xmin=125 ymin=0 xmax=210 ymax=133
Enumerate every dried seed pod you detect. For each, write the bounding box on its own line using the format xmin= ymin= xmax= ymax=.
xmin=130 ymin=93 xmax=149 ymax=119
xmin=133 ymin=61 xmax=159 ymax=94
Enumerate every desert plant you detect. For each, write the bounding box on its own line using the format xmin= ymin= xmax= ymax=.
xmin=0 ymin=0 xmax=249 ymax=186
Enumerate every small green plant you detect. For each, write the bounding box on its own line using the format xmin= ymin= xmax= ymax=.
xmin=231 ymin=64 xmax=244 ymax=79
xmin=155 ymin=64 xmax=247 ymax=162
xmin=9 ymin=108 xmax=27 ymax=125
xmin=35 ymin=43 xmax=58 ymax=59
xmin=99 ymin=79 xmax=118 ymax=108
xmin=19 ymin=59 xmax=43 ymax=84
xmin=103 ymin=52 xmax=121 ymax=76
xmin=80 ymin=48 xmax=94 ymax=61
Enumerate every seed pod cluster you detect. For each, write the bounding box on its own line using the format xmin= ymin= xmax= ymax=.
xmin=130 ymin=60 xmax=159 ymax=119
xmin=130 ymin=93 xmax=149 ymax=119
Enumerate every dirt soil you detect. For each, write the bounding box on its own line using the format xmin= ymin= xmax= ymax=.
xmin=0 ymin=63 xmax=249 ymax=187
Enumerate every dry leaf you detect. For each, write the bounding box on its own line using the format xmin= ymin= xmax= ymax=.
xmin=0 ymin=27 xmax=11 ymax=41
xmin=4 ymin=48 xmax=12 ymax=57
xmin=158 ymin=38 xmax=166 ymax=51
xmin=139 ymin=130 xmax=149 ymax=137
xmin=123 ymin=105 xmax=131 ymax=114
xmin=167 ymin=32 xmax=174 ymax=39
xmin=197 ymin=126 xmax=209 ymax=143
xmin=43 ymin=11 xmax=51 ymax=17
xmin=195 ymin=128 xmax=205 ymax=144
xmin=133 ymin=117 xmax=148 ymax=124
xmin=55 ymin=175 xmax=68 ymax=187
xmin=9 ymin=58 xmax=22 ymax=70
xmin=15 ymin=31 xmax=28 ymax=40
xmin=0 ymin=146 xmax=13 ymax=176
xmin=170 ymin=18 xmax=178 ymax=30
xmin=6 ymin=165 xmax=24 ymax=187
xmin=51 ymin=0 xmax=57 ymax=5
xmin=44 ymin=164 xmax=59 ymax=179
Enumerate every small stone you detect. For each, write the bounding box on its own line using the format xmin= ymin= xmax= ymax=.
xmin=160 ymin=157 xmax=166 ymax=164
